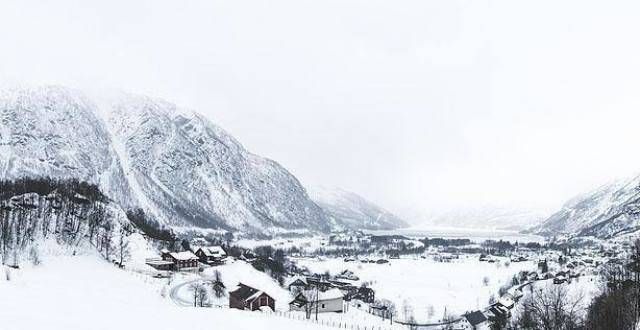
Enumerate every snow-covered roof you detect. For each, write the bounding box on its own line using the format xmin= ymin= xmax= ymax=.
xmin=286 ymin=276 xmax=308 ymax=287
xmin=318 ymin=289 xmax=344 ymax=301
xmin=197 ymin=246 xmax=227 ymax=257
xmin=247 ymin=290 xmax=266 ymax=302
xmin=498 ymin=296 xmax=514 ymax=309
xmin=169 ymin=251 xmax=198 ymax=261
xmin=464 ymin=311 xmax=487 ymax=326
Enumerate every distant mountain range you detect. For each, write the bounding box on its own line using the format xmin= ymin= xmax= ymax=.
xmin=533 ymin=174 xmax=640 ymax=239
xmin=0 ymin=85 xmax=405 ymax=235
xmin=307 ymin=186 xmax=407 ymax=230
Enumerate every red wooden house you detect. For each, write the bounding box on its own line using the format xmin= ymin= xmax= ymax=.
xmin=229 ymin=283 xmax=275 ymax=311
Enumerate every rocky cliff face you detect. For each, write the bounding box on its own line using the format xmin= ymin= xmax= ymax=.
xmin=0 ymin=86 xmax=329 ymax=234
xmin=534 ymin=175 xmax=640 ymax=239
xmin=105 ymin=94 xmax=330 ymax=233
xmin=0 ymin=86 xmax=134 ymax=208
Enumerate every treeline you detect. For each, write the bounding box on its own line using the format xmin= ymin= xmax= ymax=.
xmin=126 ymin=208 xmax=176 ymax=242
xmin=420 ymin=237 xmax=472 ymax=247
xmin=584 ymin=241 xmax=640 ymax=329
xmin=0 ymin=177 xmax=108 ymax=202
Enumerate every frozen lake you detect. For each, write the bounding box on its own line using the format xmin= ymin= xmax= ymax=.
xmin=366 ymin=226 xmax=546 ymax=244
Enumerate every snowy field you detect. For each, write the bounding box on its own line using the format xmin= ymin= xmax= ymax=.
xmin=295 ymin=255 xmax=538 ymax=322
xmin=236 ymin=235 xmax=329 ymax=251
xmin=0 ymin=254 xmax=335 ymax=330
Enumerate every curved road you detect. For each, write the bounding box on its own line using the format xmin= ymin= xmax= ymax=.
xmin=169 ymin=277 xmax=216 ymax=307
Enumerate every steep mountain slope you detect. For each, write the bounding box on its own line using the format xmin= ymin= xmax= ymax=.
xmin=0 ymin=86 xmax=330 ymax=234
xmin=105 ymin=94 xmax=329 ymax=233
xmin=534 ymin=175 xmax=640 ymax=238
xmin=307 ymin=186 xmax=407 ymax=230
xmin=0 ymin=86 xmax=135 ymax=208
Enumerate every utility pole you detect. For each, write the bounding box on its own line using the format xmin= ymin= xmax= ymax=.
xmin=315 ymin=284 xmax=319 ymax=321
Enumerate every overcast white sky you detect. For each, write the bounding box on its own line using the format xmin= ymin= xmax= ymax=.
xmin=2 ymin=0 xmax=640 ymax=219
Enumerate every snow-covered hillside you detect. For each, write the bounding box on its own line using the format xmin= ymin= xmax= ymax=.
xmin=0 ymin=255 xmax=333 ymax=330
xmin=0 ymin=86 xmax=329 ymax=234
xmin=307 ymin=186 xmax=407 ymax=230
xmin=534 ymin=174 xmax=640 ymax=238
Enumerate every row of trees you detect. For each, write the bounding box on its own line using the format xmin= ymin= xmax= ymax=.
xmin=0 ymin=178 xmax=132 ymax=267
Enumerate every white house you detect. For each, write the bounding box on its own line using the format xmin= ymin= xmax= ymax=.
xmin=317 ymin=289 xmax=345 ymax=313
xmin=289 ymin=288 xmax=345 ymax=313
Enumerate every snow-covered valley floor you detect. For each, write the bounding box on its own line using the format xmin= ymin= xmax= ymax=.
xmin=0 ymin=255 xmax=335 ymax=330
xmin=295 ymin=256 xmax=538 ymax=323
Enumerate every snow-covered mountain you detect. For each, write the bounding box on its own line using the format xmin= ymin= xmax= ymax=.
xmin=415 ymin=206 xmax=546 ymax=231
xmin=0 ymin=86 xmax=329 ymax=234
xmin=0 ymin=86 xmax=135 ymax=208
xmin=533 ymin=174 xmax=640 ymax=239
xmin=307 ymin=186 xmax=407 ymax=230
xmin=105 ymin=94 xmax=329 ymax=233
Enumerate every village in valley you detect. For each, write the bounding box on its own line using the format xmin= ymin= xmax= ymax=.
xmin=128 ymin=229 xmax=622 ymax=330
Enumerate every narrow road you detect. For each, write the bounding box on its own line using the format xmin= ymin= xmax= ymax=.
xmin=169 ymin=279 xmax=198 ymax=306
xmin=169 ymin=276 xmax=218 ymax=307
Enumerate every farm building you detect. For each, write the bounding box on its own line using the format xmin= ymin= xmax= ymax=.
xmin=229 ymin=283 xmax=275 ymax=311
xmin=161 ymin=251 xmax=199 ymax=270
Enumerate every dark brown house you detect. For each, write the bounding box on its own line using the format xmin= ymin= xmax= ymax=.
xmin=161 ymin=251 xmax=199 ymax=270
xmin=229 ymin=283 xmax=275 ymax=311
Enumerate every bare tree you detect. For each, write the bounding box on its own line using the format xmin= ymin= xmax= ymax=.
xmin=189 ymin=281 xmax=208 ymax=307
xmin=211 ymin=270 xmax=226 ymax=298
xmin=117 ymin=223 xmax=132 ymax=266
xmin=28 ymin=245 xmax=41 ymax=266
xmin=511 ymin=285 xmax=584 ymax=330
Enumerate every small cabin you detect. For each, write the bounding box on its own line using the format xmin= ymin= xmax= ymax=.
xmin=462 ymin=310 xmax=488 ymax=330
xmin=229 ymin=283 xmax=275 ymax=311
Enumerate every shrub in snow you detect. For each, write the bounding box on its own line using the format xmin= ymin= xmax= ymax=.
xmin=29 ymin=246 xmax=41 ymax=266
xmin=161 ymin=285 xmax=168 ymax=298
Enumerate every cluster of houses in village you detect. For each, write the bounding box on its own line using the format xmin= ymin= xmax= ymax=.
xmin=285 ymin=275 xmax=375 ymax=313
xmin=139 ymin=232 xmax=625 ymax=330
xmin=145 ymin=245 xmax=228 ymax=271
xmin=222 ymin=274 xmax=375 ymax=316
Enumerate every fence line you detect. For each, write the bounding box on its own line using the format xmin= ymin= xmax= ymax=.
xmin=270 ymin=309 xmax=399 ymax=330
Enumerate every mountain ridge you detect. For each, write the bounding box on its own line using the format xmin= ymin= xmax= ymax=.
xmin=0 ymin=85 xmax=402 ymax=235
xmin=533 ymin=173 xmax=640 ymax=239
xmin=307 ymin=185 xmax=407 ymax=230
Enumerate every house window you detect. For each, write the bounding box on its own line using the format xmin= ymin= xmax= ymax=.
xmin=322 ymin=304 xmax=325 ymax=309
